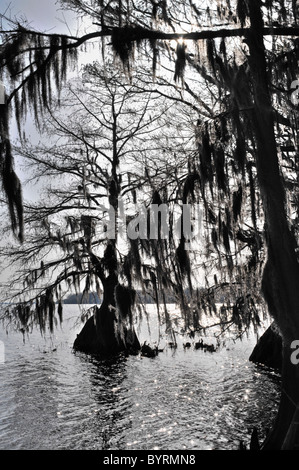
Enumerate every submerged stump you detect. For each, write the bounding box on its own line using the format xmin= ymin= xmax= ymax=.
xmin=73 ymin=304 xmax=140 ymax=357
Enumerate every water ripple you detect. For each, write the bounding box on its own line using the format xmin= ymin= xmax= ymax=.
xmin=0 ymin=305 xmax=280 ymax=450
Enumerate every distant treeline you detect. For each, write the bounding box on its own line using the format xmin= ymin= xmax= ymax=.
xmin=63 ymin=293 xmax=101 ymax=304
xmin=63 ymin=291 xmax=177 ymax=305
xmin=63 ymin=286 xmax=233 ymax=305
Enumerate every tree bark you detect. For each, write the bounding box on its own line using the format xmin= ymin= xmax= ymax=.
xmin=73 ymin=273 xmax=140 ymax=356
xmin=245 ymin=2 xmax=299 ymax=449
xmin=249 ymin=322 xmax=282 ymax=371
xmin=262 ymin=343 xmax=299 ymax=450
xmin=73 ymin=102 xmax=141 ymax=358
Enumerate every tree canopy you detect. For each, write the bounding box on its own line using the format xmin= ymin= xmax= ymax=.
xmin=1 ymin=0 xmax=299 ymax=449
xmin=0 ymin=61 xmax=201 ymax=346
xmin=1 ymin=0 xmax=299 ymax=349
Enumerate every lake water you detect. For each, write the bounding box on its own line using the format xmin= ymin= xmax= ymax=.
xmin=0 ymin=304 xmax=281 ymax=450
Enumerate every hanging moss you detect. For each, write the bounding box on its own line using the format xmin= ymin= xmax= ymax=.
xmin=81 ymin=215 xmax=94 ymax=249
xmin=174 ymin=42 xmax=187 ymax=83
xmin=236 ymin=228 xmax=262 ymax=251
xmin=129 ymin=238 xmax=142 ymax=281
xmin=182 ymin=172 xmax=200 ymax=204
xmin=16 ymin=304 xmax=30 ymax=328
xmin=0 ymin=107 xmax=24 ymax=242
xmin=206 ymin=38 xmax=216 ymax=75
xmin=220 ymin=37 xmax=227 ymax=59
xmin=150 ymin=270 xmax=159 ymax=307
xmin=82 ymin=274 xmax=91 ymax=303
xmin=14 ymin=92 xmax=22 ymax=138
xmin=207 ymin=206 xmax=217 ymax=225
xmin=60 ymin=36 xmax=69 ymax=82
xmin=211 ymin=227 xmax=219 ymax=251
xmin=213 ymin=146 xmax=227 ymax=192
xmin=232 ymin=185 xmax=243 ymax=221
xmin=220 ymin=115 xmax=230 ymax=143
xmin=225 ymin=206 xmax=232 ymax=233
xmin=199 ymin=124 xmax=213 ymax=185
xmin=236 ymin=0 xmax=249 ymax=27
xmin=151 ymin=1 xmax=158 ymax=20
xmin=34 ymin=46 xmax=45 ymax=70
xmin=111 ymin=26 xmax=145 ymax=74
xmin=152 ymin=189 xmax=163 ymax=205
xmin=103 ymin=243 xmax=118 ymax=273
xmin=149 ymin=38 xmax=159 ymax=77
xmin=35 ymin=298 xmax=43 ymax=332
xmin=221 ymin=221 xmax=231 ymax=254
xmin=123 ymin=254 xmax=133 ymax=287
xmin=45 ymin=288 xmax=55 ymax=333
xmin=115 ymin=283 xmax=136 ymax=323
xmin=234 ymin=136 xmax=246 ymax=173
xmin=123 ymin=237 xmax=142 ymax=287
xmin=175 ymin=237 xmax=191 ymax=279
xmin=279 ymin=4 xmax=287 ymax=22
xmin=1 ymin=32 xmax=27 ymax=79
xmin=57 ymin=301 xmax=63 ymax=324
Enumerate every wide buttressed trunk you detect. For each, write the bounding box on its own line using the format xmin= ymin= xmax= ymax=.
xmin=262 ymin=343 xmax=299 ymax=450
xmin=249 ymin=325 xmax=299 ymax=449
xmin=249 ymin=322 xmax=282 ymax=371
xmin=73 ymin=274 xmax=140 ymax=356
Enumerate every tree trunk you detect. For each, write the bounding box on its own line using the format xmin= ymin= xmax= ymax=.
xmin=249 ymin=322 xmax=282 ymax=370
xmin=245 ymin=2 xmax=299 ymax=449
xmin=262 ymin=343 xmax=299 ymax=450
xmin=73 ymin=274 xmax=140 ymax=356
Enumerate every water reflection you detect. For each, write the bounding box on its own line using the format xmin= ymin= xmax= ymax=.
xmin=73 ymin=353 xmax=132 ymax=450
xmin=0 ymin=305 xmax=281 ymax=450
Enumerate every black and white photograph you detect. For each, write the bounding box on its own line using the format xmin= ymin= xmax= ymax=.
xmin=0 ymin=0 xmax=299 ymax=457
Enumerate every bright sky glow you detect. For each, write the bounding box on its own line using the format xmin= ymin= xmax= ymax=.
xmin=1 ymin=0 xmax=78 ymax=34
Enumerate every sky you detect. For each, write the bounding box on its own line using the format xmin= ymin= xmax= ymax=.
xmin=0 ymin=1 xmax=83 ymax=283
xmin=2 ymin=1 xmax=72 ymax=194
xmin=1 ymin=0 xmax=78 ymax=35
xmin=1 ymin=1 xmax=96 ymax=199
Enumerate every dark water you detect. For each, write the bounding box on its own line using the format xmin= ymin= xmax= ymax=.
xmin=0 ymin=305 xmax=281 ymax=450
